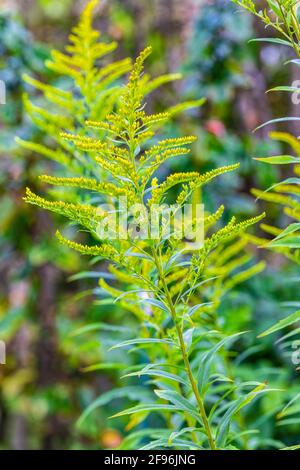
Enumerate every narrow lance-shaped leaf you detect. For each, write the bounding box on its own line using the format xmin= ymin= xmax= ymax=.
xmin=258 ymin=310 xmax=300 ymax=338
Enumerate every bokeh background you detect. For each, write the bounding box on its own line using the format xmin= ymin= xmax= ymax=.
xmin=0 ymin=0 xmax=300 ymax=449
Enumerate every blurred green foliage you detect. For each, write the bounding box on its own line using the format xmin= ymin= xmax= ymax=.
xmin=0 ymin=0 xmax=299 ymax=450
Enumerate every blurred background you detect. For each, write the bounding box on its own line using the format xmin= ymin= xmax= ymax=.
xmin=0 ymin=0 xmax=300 ymax=449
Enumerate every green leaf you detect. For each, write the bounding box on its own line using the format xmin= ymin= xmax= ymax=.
xmin=168 ymin=427 xmax=197 ymax=445
xmin=268 ymin=223 xmax=300 ymax=248
xmin=277 ymin=418 xmax=300 ymax=427
xmin=216 ymin=383 xmax=269 ymax=447
xmin=140 ymin=437 xmax=203 ymax=450
xmin=267 ymin=0 xmax=282 ymax=17
xmin=81 ymin=363 xmax=124 ymax=372
xmin=187 ymin=303 xmax=212 ymax=317
xmin=275 ymin=327 xmax=300 ymax=344
xmin=70 ymin=322 xmax=132 ymax=336
xmin=68 ymin=271 xmax=114 ymax=281
xmin=117 ymin=428 xmax=165 ymax=450
xmin=261 ymin=177 xmax=300 ymax=195
xmin=114 ymin=289 xmax=153 ymax=302
xmin=258 ymin=310 xmax=300 ymax=337
xmin=109 ymin=337 xmax=175 ymax=351
xmin=269 ymin=223 xmax=300 ymax=243
xmin=255 ymin=118 xmax=300 ymax=132
xmin=182 ymin=277 xmax=218 ymax=298
xmin=125 ymin=249 xmax=154 ymax=262
xmin=76 ymin=386 xmax=152 ymax=427
xmin=110 ymin=403 xmax=177 ymax=418
xmin=277 ymin=392 xmax=300 ymax=419
xmin=140 ymin=298 xmax=169 ymax=313
xmin=281 ymin=444 xmax=300 ymax=450
xmin=123 ymin=368 xmax=189 ymax=387
xmin=198 ymin=332 xmax=246 ymax=391
xmin=254 ymin=155 xmax=300 ymax=164
xmin=267 ymin=86 xmax=300 ymax=93
xmin=249 ymin=38 xmax=293 ymax=47
xmin=285 ymin=59 xmax=300 ymax=67
xmin=154 ymin=389 xmax=200 ymax=421
xmin=269 ymin=236 xmax=300 ymax=248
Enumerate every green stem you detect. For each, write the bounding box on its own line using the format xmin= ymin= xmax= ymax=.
xmin=210 ymin=288 xmax=249 ymax=449
xmin=175 ymin=322 xmax=216 ymax=450
xmin=152 ymin=248 xmax=216 ymax=450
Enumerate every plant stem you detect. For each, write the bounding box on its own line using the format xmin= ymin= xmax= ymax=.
xmin=152 ymin=248 xmax=217 ymax=450
xmin=174 ymin=323 xmax=216 ymax=450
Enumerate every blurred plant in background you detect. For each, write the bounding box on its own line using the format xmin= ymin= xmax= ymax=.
xmin=0 ymin=11 xmax=96 ymax=450
xmin=0 ymin=6 xmax=126 ymax=450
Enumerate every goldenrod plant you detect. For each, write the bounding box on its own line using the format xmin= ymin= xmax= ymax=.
xmin=19 ymin=0 xmax=204 ymax=204
xmin=17 ymin=0 xmax=130 ymax=177
xmin=23 ymin=7 xmax=295 ymax=444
